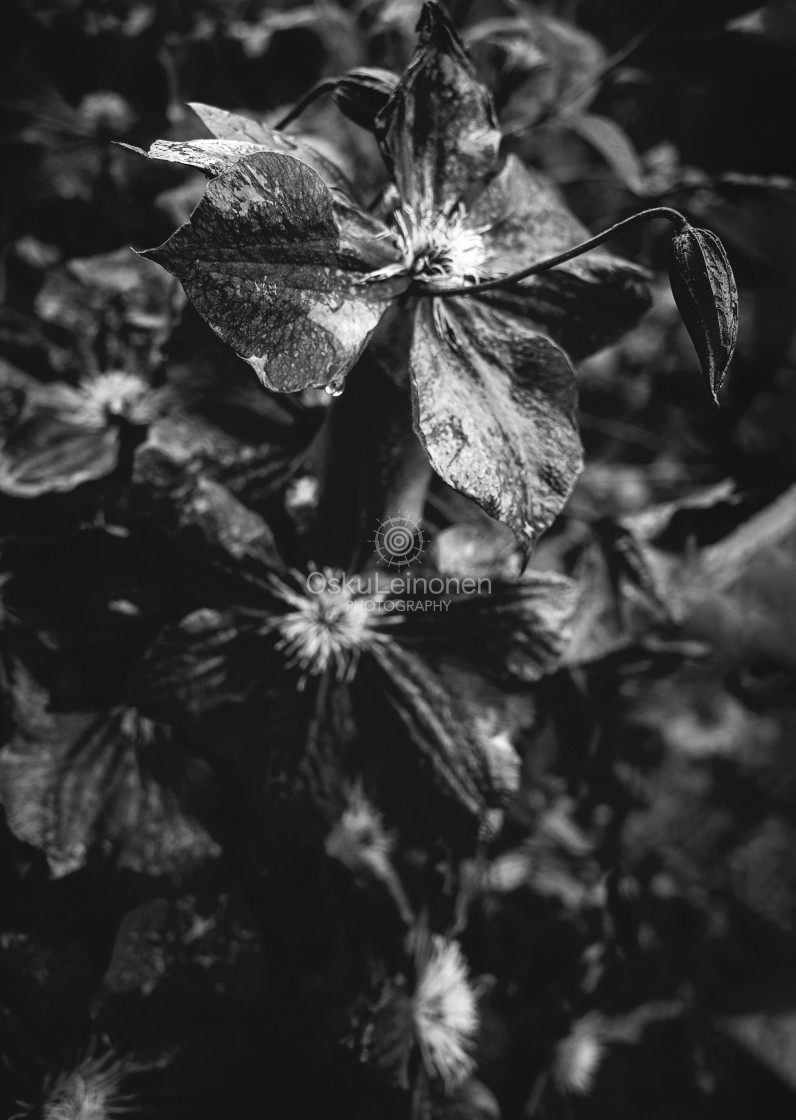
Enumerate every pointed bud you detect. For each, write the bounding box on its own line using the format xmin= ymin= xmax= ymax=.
xmin=668 ymin=225 xmax=738 ymax=405
xmin=331 ymin=68 xmax=398 ymax=130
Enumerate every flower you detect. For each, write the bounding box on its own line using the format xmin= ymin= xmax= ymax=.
xmin=412 ymin=935 xmax=479 ymax=1091
xmin=0 ymin=365 xmax=173 ymax=498
xmin=30 ymin=1050 xmax=133 ymax=1120
xmin=135 ymin=1 xmax=650 ymax=549
xmin=553 ymin=1013 xmax=606 ymax=1095
xmin=129 ymin=472 xmax=578 ymax=849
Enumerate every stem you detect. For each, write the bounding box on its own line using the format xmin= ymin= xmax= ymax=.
xmin=273 ymin=79 xmax=336 ymax=130
xmin=415 ymin=207 xmax=689 ymax=298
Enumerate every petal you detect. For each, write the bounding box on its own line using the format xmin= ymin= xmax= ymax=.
xmin=392 ymin=569 xmax=579 ymax=683
xmin=132 ymin=446 xmax=287 ymax=578
xmin=131 ymin=608 xmax=278 ymax=723
xmin=471 ymin=156 xmax=651 ymax=358
xmin=140 ymin=151 xmax=399 ymax=392
xmin=0 ymin=417 xmax=120 ymax=497
xmin=188 ymin=101 xmax=359 ymax=197
xmin=0 ymin=707 xmax=220 ymax=879
xmin=234 ymin=675 xmax=354 ymax=858
xmin=410 ymin=297 xmax=583 ymax=547
xmin=375 ymin=1 xmax=501 ymax=210
xmin=357 ymin=640 xmax=498 ymax=819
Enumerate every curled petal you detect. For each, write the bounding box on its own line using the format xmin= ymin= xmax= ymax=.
xmin=188 ymin=101 xmax=359 ymax=195
xmin=375 ymin=0 xmax=501 ymax=210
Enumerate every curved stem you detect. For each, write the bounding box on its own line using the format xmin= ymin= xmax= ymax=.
xmin=414 ymin=207 xmax=689 ymax=298
xmin=273 ymin=79 xmax=336 ymax=130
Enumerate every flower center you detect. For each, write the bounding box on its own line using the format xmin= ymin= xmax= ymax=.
xmin=40 ymin=1051 xmax=132 ymax=1120
xmin=367 ymin=202 xmax=489 ymax=288
xmin=72 ymin=371 xmax=159 ymax=428
xmin=273 ymin=581 xmax=373 ymax=684
xmin=392 ymin=203 xmax=488 ymax=285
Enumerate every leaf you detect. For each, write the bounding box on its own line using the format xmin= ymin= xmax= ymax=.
xmin=375 ymin=0 xmax=501 ymax=210
xmin=0 ymin=708 xmax=220 ymax=879
xmin=668 ymin=225 xmax=739 ymax=403
xmin=566 ymin=112 xmax=645 ymax=195
xmin=410 ymin=297 xmax=583 ymax=553
xmin=187 ymin=101 xmax=358 ymax=196
xmin=139 ymin=151 xmax=397 ymax=392
xmin=469 ymin=155 xmax=651 ymax=359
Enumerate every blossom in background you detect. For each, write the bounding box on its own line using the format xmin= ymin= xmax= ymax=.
xmin=0 ymin=364 xmax=173 ymax=497
xmin=412 ymin=935 xmax=479 ymax=1091
xmin=133 ymin=1 xmax=650 ymax=549
xmin=128 ymin=467 xmax=577 ymax=847
xmin=553 ymin=1013 xmax=606 ymax=1095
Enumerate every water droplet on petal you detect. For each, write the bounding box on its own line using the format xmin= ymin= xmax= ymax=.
xmin=324 ymin=376 xmax=345 ymax=398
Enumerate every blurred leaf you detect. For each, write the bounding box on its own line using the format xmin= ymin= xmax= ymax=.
xmin=566 ymin=112 xmax=645 ymax=195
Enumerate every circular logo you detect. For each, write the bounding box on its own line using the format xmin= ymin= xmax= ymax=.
xmin=372 ymin=516 xmax=424 ymax=568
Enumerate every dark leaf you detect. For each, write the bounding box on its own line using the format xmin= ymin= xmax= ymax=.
xmin=668 ymin=225 xmax=739 ymax=404
xmin=375 ymin=1 xmax=501 ymax=209
xmin=566 ymin=112 xmax=645 ymax=195
xmin=410 ymin=296 xmax=583 ymax=552
xmin=140 ymin=152 xmax=397 ymax=392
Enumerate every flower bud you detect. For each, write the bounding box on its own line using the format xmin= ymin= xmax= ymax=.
xmin=331 ymin=68 xmax=398 ymax=131
xmin=668 ymin=225 xmax=738 ymax=404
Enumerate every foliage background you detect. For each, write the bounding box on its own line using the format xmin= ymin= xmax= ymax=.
xmin=2 ymin=0 xmax=796 ymax=1117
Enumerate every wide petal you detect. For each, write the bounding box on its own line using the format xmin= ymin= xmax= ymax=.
xmin=0 ymin=707 xmax=220 ymax=880
xmin=0 ymin=414 xmax=120 ymax=497
xmin=375 ymin=1 xmax=501 ymax=210
xmin=140 ymin=152 xmax=400 ymax=392
xmin=131 ymin=608 xmax=279 ymax=724
xmin=188 ymin=101 xmax=359 ymax=197
xmin=356 ymin=640 xmax=498 ymax=820
xmin=471 ymin=155 xmax=651 ymax=358
xmin=410 ymin=297 xmax=583 ymax=547
xmin=391 ymin=569 xmax=579 ymax=683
